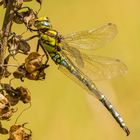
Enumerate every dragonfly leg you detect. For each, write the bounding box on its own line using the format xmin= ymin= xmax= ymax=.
xmin=36 ymin=39 xmax=40 ymax=52
xmin=37 ymin=40 xmax=49 ymax=64
xmin=24 ymin=35 xmax=39 ymax=42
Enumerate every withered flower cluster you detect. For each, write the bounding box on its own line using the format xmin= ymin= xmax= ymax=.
xmin=0 ymin=0 xmax=47 ymax=139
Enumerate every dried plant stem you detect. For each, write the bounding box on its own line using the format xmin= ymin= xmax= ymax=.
xmin=0 ymin=0 xmax=15 ymax=67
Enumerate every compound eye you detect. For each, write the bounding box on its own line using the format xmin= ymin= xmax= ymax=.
xmin=42 ymin=21 xmax=51 ymax=27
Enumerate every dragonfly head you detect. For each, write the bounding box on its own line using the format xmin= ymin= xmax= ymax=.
xmin=34 ymin=17 xmax=52 ymax=30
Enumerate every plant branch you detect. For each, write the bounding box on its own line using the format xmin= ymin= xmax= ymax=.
xmin=0 ymin=0 xmax=16 ymax=80
xmin=0 ymin=0 xmax=15 ymax=65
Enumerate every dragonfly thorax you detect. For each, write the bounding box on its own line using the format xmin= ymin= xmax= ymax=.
xmin=39 ymin=29 xmax=62 ymax=54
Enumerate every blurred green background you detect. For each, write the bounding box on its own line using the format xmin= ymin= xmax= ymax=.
xmin=0 ymin=0 xmax=140 ymax=139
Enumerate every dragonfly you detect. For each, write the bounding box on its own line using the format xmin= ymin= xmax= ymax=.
xmin=29 ymin=17 xmax=130 ymax=135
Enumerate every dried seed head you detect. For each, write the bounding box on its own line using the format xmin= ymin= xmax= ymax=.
xmin=8 ymin=124 xmax=32 ymax=140
xmin=0 ymin=93 xmax=9 ymax=110
xmin=15 ymin=87 xmax=31 ymax=104
xmin=0 ymin=108 xmax=17 ymax=120
xmin=25 ymin=52 xmax=43 ymax=73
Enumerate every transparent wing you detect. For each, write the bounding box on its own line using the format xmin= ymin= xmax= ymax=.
xmin=60 ymin=49 xmax=127 ymax=81
xmin=59 ymin=23 xmax=126 ymax=80
xmin=63 ymin=23 xmax=117 ymax=52
xmin=80 ymin=54 xmax=127 ymax=80
xmin=61 ymin=41 xmax=85 ymax=68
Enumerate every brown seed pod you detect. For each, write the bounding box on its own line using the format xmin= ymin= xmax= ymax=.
xmin=0 ymin=108 xmax=17 ymax=120
xmin=8 ymin=34 xmax=30 ymax=56
xmin=13 ymin=64 xmax=26 ymax=80
xmin=13 ymin=7 xmax=37 ymax=28
xmin=25 ymin=52 xmax=44 ymax=73
xmin=15 ymin=86 xmax=31 ymax=104
xmin=0 ymin=84 xmax=31 ymax=105
xmin=8 ymin=123 xmax=32 ymax=140
xmin=0 ymin=93 xmax=10 ymax=110
xmin=18 ymin=39 xmax=30 ymax=54
xmin=0 ymin=66 xmax=11 ymax=79
xmin=13 ymin=52 xmax=49 ymax=80
xmin=13 ymin=63 xmax=48 ymax=81
xmin=5 ymin=95 xmax=20 ymax=106
xmin=0 ymin=83 xmax=15 ymax=95
xmin=26 ymin=67 xmax=47 ymax=80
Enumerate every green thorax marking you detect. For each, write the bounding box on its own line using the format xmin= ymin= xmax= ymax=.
xmin=40 ymin=29 xmax=59 ymax=53
xmin=39 ymin=29 xmax=65 ymax=64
